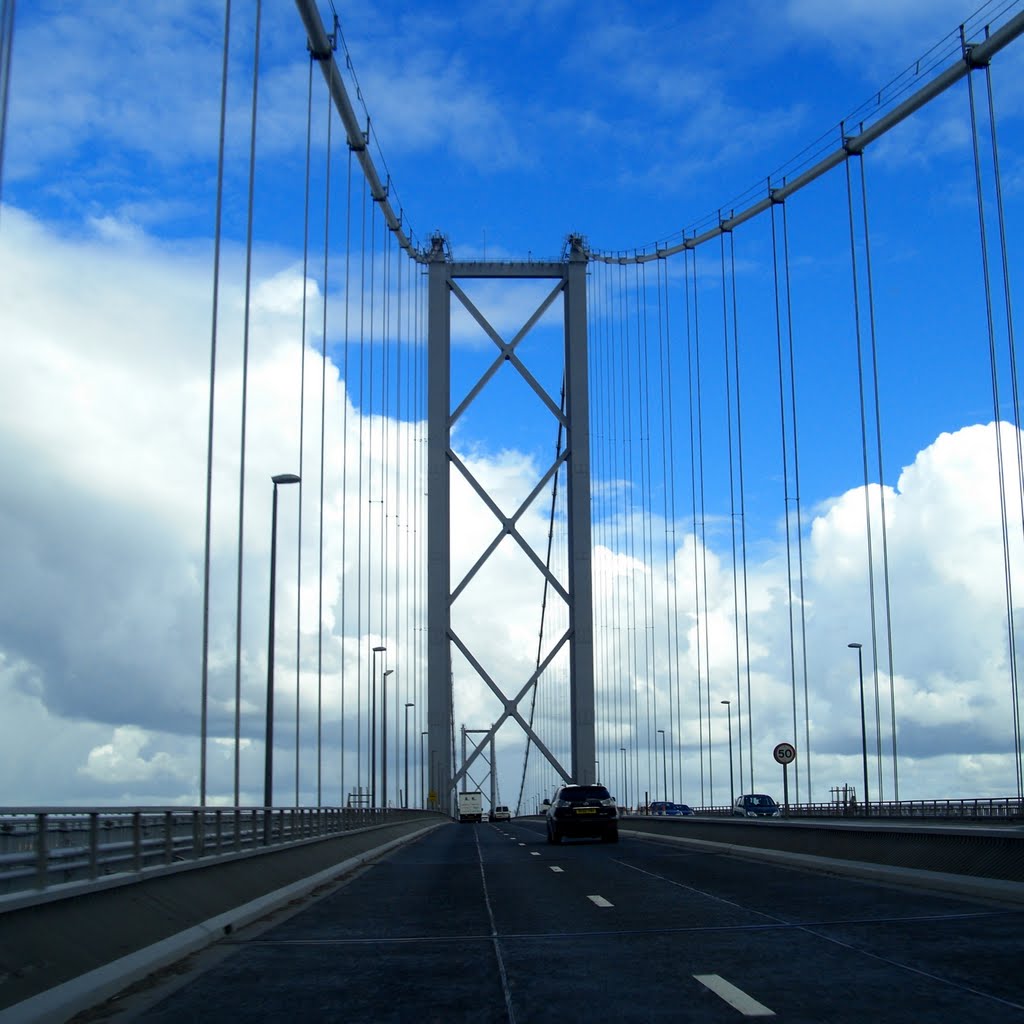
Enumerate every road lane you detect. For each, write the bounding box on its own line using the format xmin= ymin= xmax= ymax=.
xmin=96 ymin=819 xmax=1024 ymax=1022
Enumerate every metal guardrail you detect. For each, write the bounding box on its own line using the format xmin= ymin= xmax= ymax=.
xmin=664 ymin=796 xmax=1024 ymax=820
xmin=0 ymin=806 xmax=423 ymax=901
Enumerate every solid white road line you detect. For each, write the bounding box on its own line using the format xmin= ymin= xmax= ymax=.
xmin=587 ymin=895 xmax=614 ymax=908
xmin=693 ymin=975 xmax=776 ymax=1017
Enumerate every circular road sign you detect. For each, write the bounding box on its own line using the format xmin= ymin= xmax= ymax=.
xmin=773 ymin=742 xmax=796 ymax=765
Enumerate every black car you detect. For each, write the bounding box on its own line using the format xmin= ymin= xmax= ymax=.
xmin=544 ymin=784 xmax=619 ymax=844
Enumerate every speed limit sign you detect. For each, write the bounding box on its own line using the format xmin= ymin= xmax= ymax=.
xmin=773 ymin=742 xmax=796 ymax=765
xmin=774 ymin=743 xmax=796 ymax=815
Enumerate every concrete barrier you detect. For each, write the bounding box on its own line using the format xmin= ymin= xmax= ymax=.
xmin=0 ymin=815 xmax=446 ymax=1023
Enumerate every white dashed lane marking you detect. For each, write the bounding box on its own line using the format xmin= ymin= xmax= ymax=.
xmin=587 ymin=895 xmax=614 ymax=908
xmin=549 ymin=867 xmax=564 ymax=873
xmin=530 ymin=851 xmax=540 ymax=856
xmin=694 ymin=975 xmax=775 ymax=1017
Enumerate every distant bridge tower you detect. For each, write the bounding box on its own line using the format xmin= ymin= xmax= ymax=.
xmin=426 ymin=235 xmax=595 ymax=813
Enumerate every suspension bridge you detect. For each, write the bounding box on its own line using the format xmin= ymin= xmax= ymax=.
xmin=1 ymin=0 xmax=1024 ymax=817
xmin=2 ymin=1 xmax=1024 ymax=1019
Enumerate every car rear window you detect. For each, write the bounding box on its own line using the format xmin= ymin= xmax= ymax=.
xmin=561 ymin=786 xmax=610 ymax=802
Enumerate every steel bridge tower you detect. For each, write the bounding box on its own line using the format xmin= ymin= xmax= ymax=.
xmin=426 ymin=235 xmax=595 ymax=813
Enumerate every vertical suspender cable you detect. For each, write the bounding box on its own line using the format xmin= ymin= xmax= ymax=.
xmin=316 ymin=76 xmax=333 ymax=808
xmin=381 ymin=224 xmax=390 ymax=667
xmin=340 ymin=146 xmax=353 ymax=805
xmin=662 ymin=256 xmax=684 ymax=801
xmin=601 ymin=261 xmax=615 ymax=790
xmin=613 ymin=261 xmax=626 ymax=799
xmin=586 ymin=266 xmax=603 ymax=792
xmin=356 ymin=171 xmax=367 ymax=799
xmin=622 ymin=260 xmax=640 ymax=802
xmin=641 ymin=260 xmax=659 ymax=801
xmin=587 ymin=265 xmax=599 ymax=791
xmin=728 ymin=229 xmax=755 ymax=795
xmin=200 ymin=0 xmax=231 ymax=806
xmin=770 ymin=197 xmax=801 ymax=800
xmin=367 ymin=198 xmax=378 ymax=801
xmin=855 ymin=157 xmax=899 ymax=801
xmin=635 ymin=261 xmax=655 ymax=798
xmin=295 ymin=56 xmax=314 ymax=808
xmin=396 ymin=246 xmax=405 ymax=800
xmin=234 ymin=0 xmax=262 ymax=807
xmin=685 ymin=248 xmax=706 ymax=806
xmin=781 ymin=200 xmax=813 ymax=802
xmin=691 ymin=247 xmax=714 ymax=805
xmin=720 ymin=226 xmax=745 ymax=797
xmin=602 ymin=264 xmax=613 ymax=787
xmin=656 ymin=255 xmax=677 ymax=801
xmin=844 ymin=142 xmax=884 ymax=801
xmin=379 ymin=225 xmax=389 ymax=800
xmin=0 ymin=0 xmax=15 ymax=220
xmin=965 ymin=34 xmax=1022 ymax=800
xmin=983 ymin=40 xmax=1024 ymax=798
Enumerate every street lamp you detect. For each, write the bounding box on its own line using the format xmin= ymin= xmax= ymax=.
xmin=657 ymin=729 xmax=668 ymax=803
xmin=848 ymin=643 xmax=870 ymax=817
xmin=620 ymin=747 xmax=628 ymax=811
xmin=720 ymin=701 xmax=734 ymax=809
xmin=404 ymin=702 xmax=415 ymax=808
xmin=370 ymin=645 xmax=386 ymax=806
xmin=381 ymin=668 xmax=394 ymax=808
xmin=265 ymin=473 xmax=300 ymax=840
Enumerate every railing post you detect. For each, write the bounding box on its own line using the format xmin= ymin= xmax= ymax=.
xmin=132 ymin=811 xmax=143 ymax=873
xmin=89 ymin=812 xmax=99 ymax=880
xmin=35 ymin=813 xmax=49 ymax=890
xmin=192 ymin=809 xmax=202 ymax=859
xmin=165 ymin=810 xmax=174 ymax=865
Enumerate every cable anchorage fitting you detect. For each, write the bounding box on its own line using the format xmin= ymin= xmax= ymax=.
xmin=307 ymin=18 xmax=337 ymax=62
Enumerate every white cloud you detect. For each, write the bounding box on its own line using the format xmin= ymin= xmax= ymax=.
xmin=3 ymin=191 xmax=1024 ymax=808
xmin=81 ymin=726 xmax=187 ymax=785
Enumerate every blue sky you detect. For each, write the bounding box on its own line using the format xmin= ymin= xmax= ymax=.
xmin=2 ymin=0 xmax=1024 ymax=809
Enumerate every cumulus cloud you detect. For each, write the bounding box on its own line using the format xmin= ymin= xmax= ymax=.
xmin=3 ymin=204 xmax=1024 ymax=812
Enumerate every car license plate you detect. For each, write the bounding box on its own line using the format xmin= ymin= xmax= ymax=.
xmin=574 ymin=807 xmax=596 ymax=814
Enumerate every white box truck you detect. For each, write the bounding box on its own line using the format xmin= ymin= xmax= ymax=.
xmin=457 ymin=790 xmax=483 ymax=822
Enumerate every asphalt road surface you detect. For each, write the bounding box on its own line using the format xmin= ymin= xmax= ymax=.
xmin=92 ymin=819 xmax=1024 ymax=1022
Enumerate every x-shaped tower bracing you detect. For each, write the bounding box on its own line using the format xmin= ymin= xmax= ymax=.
xmin=427 ymin=240 xmax=595 ymax=813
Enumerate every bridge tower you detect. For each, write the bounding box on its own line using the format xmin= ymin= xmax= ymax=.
xmin=426 ymin=236 xmax=595 ymax=813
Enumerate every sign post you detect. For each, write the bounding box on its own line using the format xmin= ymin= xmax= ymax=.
xmin=773 ymin=742 xmax=796 ymax=817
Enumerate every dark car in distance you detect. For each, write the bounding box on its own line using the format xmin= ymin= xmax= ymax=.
xmin=733 ymin=793 xmax=781 ymax=818
xmin=544 ymin=784 xmax=619 ymax=844
xmin=650 ymin=801 xmax=694 ymax=816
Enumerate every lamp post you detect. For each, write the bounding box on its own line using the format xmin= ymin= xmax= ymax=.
xmin=848 ymin=642 xmax=870 ymax=817
xmin=370 ymin=645 xmax=386 ymax=807
xmin=657 ymin=729 xmax=667 ymax=803
xmin=620 ymin=747 xmax=628 ymax=811
xmin=420 ymin=730 xmax=427 ymax=809
xmin=720 ymin=701 xmax=734 ymax=810
xmin=265 ymin=473 xmax=300 ymax=842
xmin=381 ymin=668 xmax=394 ymax=808
xmin=404 ymin=702 xmax=415 ymax=808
